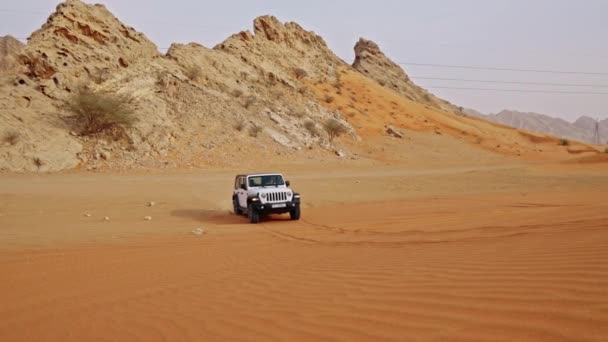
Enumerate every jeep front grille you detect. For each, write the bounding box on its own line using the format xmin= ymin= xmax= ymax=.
xmin=267 ymin=191 xmax=288 ymax=202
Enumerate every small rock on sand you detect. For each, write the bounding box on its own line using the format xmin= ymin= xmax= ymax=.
xmin=84 ymin=213 xmax=92 ymax=217
xmin=144 ymin=216 xmax=152 ymax=221
xmin=104 ymin=216 xmax=110 ymax=221
xmin=147 ymin=201 xmax=155 ymax=207
xmin=192 ymin=228 xmax=205 ymax=235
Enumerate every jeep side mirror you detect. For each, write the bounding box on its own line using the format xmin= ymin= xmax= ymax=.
xmin=285 ymin=180 xmax=290 ymax=187
xmin=240 ymin=184 xmax=247 ymax=190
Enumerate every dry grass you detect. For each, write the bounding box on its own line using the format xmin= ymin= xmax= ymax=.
xmin=65 ymin=88 xmax=135 ymax=135
xmin=293 ymin=68 xmax=308 ymax=79
xmin=324 ymin=95 xmax=335 ymax=104
xmin=304 ymin=120 xmax=320 ymax=137
xmin=232 ymin=89 xmax=244 ymax=98
xmin=559 ymin=139 xmax=570 ymax=146
xmin=2 ymin=131 xmax=19 ymax=146
xmin=249 ymin=125 xmax=263 ymax=138
xmin=323 ymin=119 xmax=347 ymax=142
xmin=233 ymin=119 xmax=246 ymax=132
xmin=184 ymin=65 xmax=202 ymax=81
xmin=243 ymin=95 xmax=256 ymax=109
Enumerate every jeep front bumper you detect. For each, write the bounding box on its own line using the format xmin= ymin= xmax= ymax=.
xmin=250 ymin=199 xmax=300 ymax=214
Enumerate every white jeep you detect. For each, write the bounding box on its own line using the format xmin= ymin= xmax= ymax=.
xmin=232 ymin=173 xmax=301 ymax=224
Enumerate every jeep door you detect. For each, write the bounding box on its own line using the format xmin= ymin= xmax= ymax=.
xmin=237 ymin=176 xmax=248 ymax=208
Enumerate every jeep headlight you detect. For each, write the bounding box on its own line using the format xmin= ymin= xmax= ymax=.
xmin=260 ymin=193 xmax=267 ymax=199
xmin=294 ymin=194 xmax=300 ymax=199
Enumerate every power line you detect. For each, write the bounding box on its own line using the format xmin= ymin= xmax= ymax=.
xmin=412 ymin=76 xmax=608 ymax=88
xmin=423 ymin=86 xmax=608 ymax=95
xmin=399 ymin=62 xmax=608 ymax=76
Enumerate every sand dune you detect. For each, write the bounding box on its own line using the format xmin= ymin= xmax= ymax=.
xmin=1 ymin=163 xmax=608 ymax=341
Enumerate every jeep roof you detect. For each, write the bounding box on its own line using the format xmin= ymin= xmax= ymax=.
xmin=236 ymin=173 xmax=284 ymax=177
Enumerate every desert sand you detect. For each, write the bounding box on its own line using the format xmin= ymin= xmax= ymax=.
xmin=1 ymin=159 xmax=607 ymax=341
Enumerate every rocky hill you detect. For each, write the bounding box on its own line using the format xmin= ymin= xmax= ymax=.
xmin=0 ymin=1 xmax=356 ymax=172
xmin=352 ymin=38 xmax=458 ymax=113
xmin=467 ymin=109 xmax=607 ymax=144
xmin=0 ymin=0 xmax=601 ymax=172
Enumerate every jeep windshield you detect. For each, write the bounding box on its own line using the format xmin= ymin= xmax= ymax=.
xmin=248 ymin=175 xmax=285 ymax=187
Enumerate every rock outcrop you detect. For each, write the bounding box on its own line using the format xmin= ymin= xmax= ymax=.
xmin=352 ymin=38 xmax=457 ymax=112
xmin=217 ymin=15 xmax=344 ymax=83
xmin=19 ymin=0 xmax=160 ymax=97
xmin=0 ymin=36 xmax=24 ymax=73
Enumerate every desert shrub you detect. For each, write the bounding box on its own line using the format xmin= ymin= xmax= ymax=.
xmin=243 ymin=95 xmax=256 ymax=109
xmin=249 ymin=125 xmax=262 ymax=138
xmin=291 ymin=110 xmax=306 ymax=119
xmin=323 ymin=118 xmax=347 ymax=142
xmin=271 ymin=89 xmax=284 ymax=98
xmin=2 ymin=131 xmax=19 ymax=145
xmin=304 ymin=120 xmax=320 ymax=137
xmin=184 ymin=65 xmax=202 ymax=81
xmin=66 ymin=88 xmax=135 ymax=135
xmin=559 ymin=139 xmax=570 ymax=146
xmin=232 ymin=89 xmax=243 ymax=98
xmin=33 ymin=156 xmax=44 ymax=169
xmin=155 ymin=70 xmax=171 ymax=86
xmin=324 ymin=95 xmax=335 ymax=104
xmin=293 ymin=68 xmax=308 ymax=79
xmin=604 ymin=148 xmax=608 ymax=153
xmin=233 ymin=119 xmax=246 ymax=132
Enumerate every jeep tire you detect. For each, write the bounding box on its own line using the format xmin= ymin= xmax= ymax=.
xmin=248 ymin=203 xmax=260 ymax=224
xmin=290 ymin=206 xmax=301 ymax=220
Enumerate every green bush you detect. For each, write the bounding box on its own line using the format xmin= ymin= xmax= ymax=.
xmin=559 ymin=139 xmax=570 ymax=146
xmin=66 ymin=88 xmax=135 ymax=135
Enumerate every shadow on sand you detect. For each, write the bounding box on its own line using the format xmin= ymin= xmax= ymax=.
xmin=171 ymin=209 xmax=244 ymax=225
xmin=171 ymin=209 xmax=294 ymax=225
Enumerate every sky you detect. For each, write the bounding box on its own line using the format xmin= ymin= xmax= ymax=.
xmin=2 ymin=0 xmax=607 ymax=121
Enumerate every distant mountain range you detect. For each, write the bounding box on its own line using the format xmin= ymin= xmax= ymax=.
xmin=465 ymin=109 xmax=607 ymax=144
